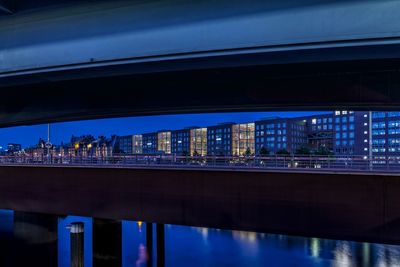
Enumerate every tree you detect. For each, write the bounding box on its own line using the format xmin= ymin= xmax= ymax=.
xmin=295 ymin=146 xmax=311 ymax=155
xmin=244 ymin=147 xmax=252 ymax=157
xmin=259 ymin=146 xmax=270 ymax=156
xmin=276 ymin=149 xmax=290 ymax=156
xmin=314 ymin=146 xmax=333 ymax=156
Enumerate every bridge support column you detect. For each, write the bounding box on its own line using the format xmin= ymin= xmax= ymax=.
xmin=146 ymin=222 xmax=153 ymax=267
xmin=70 ymin=222 xmax=84 ymax=267
xmin=93 ymin=219 xmax=122 ymax=267
xmin=0 ymin=210 xmax=13 ymax=267
xmin=13 ymin=211 xmax=58 ymax=267
xmin=156 ymin=224 xmax=165 ymax=267
xmin=145 ymin=223 xmax=165 ymax=267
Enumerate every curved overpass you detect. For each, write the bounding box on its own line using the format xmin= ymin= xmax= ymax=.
xmin=0 ymin=0 xmax=400 ymax=126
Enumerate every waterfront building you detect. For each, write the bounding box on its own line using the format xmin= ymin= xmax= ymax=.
xmin=232 ymin=123 xmax=255 ymax=156
xmin=19 ymin=111 xmax=400 ymax=160
xmin=171 ymin=128 xmax=190 ymax=156
xmin=92 ymin=136 xmax=117 ymax=157
xmin=190 ymin=127 xmax=207 ymax=156
xmin=333 ymin=111 xmax=369 ymax=156
xmin=142 ymin=132 xmax=158 ymax=154
xmin=302 ymin=113 xmax=334 ymax=153
xmin=255 ymin=118 xmax=307 ymax=155
xmin=368 ymin=111 xmax=400 ymax=163
xmin=157 ymin=131 xmax=171 ymax=154
xmin=132 ymin=135 xmax=143 ymax=154
xmin=142 ymin=131 xmax=171 ymax=154
xmin=7 ymin=143 xmax=22 ymax=154
xmin=207 ymin=123 xmax=234 ymax=156
xmin=70 ymin=135 xmax=96 ymax=157
xmin=172 ymin=127 xmax=208 ymax=156
xmin=115 ymin=135 xmax=133 ymax=154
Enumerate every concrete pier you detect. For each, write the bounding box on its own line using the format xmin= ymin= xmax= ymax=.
xmin=146 ymin=222 xmax=154 ymax=267
xmin=13 ymin=211 xmax=58 ymax=267
xmin=93 ymin=219 xmax=121 ymax=267
xmin=70 ymin=222 xmax=84 ymax=267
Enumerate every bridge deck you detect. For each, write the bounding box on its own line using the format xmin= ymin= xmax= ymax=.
xmin=0 ymin=165 xmax=399 ymax=244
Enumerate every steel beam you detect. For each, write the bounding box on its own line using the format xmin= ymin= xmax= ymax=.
xmin=0 ymin=0 xmax=13 ymax=14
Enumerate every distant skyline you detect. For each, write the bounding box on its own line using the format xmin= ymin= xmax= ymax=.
xmin=0 ymin=111 xmax=330 ymax=148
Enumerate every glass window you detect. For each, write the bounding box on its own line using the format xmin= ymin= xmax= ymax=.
xmin=373 ymin=122 xmax=386 ymax=129
xmin=389 ymin=112 xmax=400 ymax=117
xmin=372 ymin=112 xmax=385 ymax=119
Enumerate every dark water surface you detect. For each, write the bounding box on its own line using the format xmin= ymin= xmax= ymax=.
xmin=1 ymin=210 xmax=400 ymax=267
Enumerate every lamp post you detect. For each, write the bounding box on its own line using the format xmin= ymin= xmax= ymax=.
xmin=45 ymin=123 xmax=52 ymax=163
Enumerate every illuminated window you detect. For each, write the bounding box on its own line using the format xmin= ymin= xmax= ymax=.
xmin=190 ymin=128 xmax=207 ymax=156
xmin=232 ymin=123 xmax=255 ymax=156
xmin=157 ymin=132 xmax=171 ymax=154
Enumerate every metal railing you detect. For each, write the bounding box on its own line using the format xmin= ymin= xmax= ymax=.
xmin=1 ymin=154 xmax=400 ymax=173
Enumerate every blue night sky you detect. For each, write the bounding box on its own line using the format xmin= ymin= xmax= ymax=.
xmin=0 ymin=111 xmax=329 ymax=148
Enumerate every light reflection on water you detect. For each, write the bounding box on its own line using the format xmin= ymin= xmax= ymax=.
xmin=2 ymin=211 xmax=400 ymax=267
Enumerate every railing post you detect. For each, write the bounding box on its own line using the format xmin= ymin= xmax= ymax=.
xmin=387 ymin=156 xmax=389 ymax=170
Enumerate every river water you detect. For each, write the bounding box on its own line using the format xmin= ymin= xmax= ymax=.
xmin=1 ymin=210 xmax=400 ymax=267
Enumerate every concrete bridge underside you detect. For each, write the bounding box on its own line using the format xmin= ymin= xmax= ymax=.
xmin=0 ymin=0 xmax=400 ymax=126
xmin=0 ymin=165 xmax=400 ymax=244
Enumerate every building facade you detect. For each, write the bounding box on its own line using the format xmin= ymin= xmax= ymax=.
xmin=157 ymin=131 xmax=171 ymax=154
xmin=190 ymin=128 xmax=207 ymax=156
xmin=7 ymin=143 xmax=22 ymax=154
xmin=231 ymin=123 xmax=255 ymax=156
xmin=367 ymin=111 xmax=400 ymax=163
xmin=171 ymin=129 xmax=190 ymax=155
xmin=115 ymin=135 xmax=133 ymax=154
xmin=132 ymin=135 xmax=143 ymax=154
xmin=207 ymin=123 xmax=233 ymax=156
xmin=142 ymin=133 xmax=158 ymax=154
xmin=302 ymin=114 xmax=334 ymax=153
xmin=142 ymin=131 xmax=171 ymax=154
xmin=22 ymin=111 xmax=400 ymax=160
xmin=255 ymin=118 xmax=308 ymax=155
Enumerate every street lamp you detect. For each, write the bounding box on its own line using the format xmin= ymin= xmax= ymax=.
xmin=45 ymin=123 xmax=53 ymax=162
